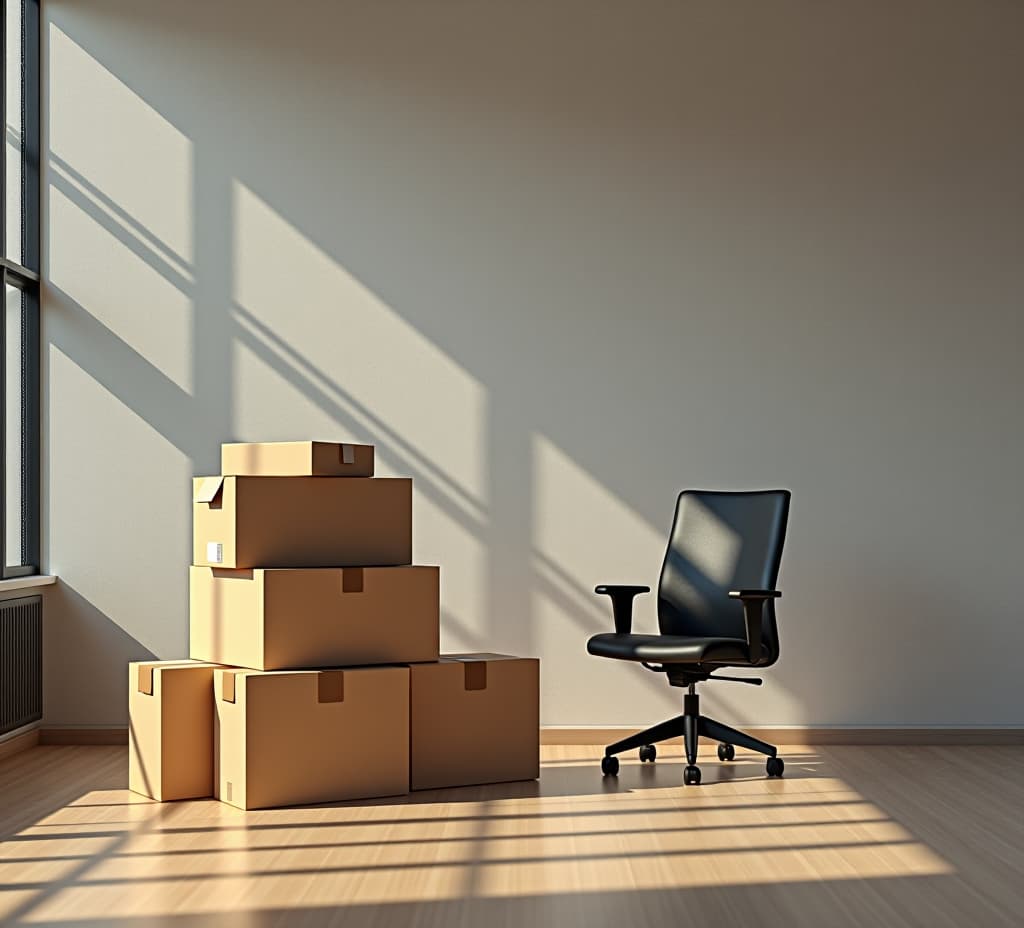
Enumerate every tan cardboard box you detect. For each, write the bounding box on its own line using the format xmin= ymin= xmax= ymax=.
xmin=190 ymin=565 xmax=440 ymax=670
xmin=409 ymin=654 xmax=539 ymax=790
xmin=128 ymin=660 xmax=221 ymax=801
xmin=215 ymin=666 xmax=410 ymax=810
xmin=193 ymin=476 xmax=412 ymax=568
xmin=221 ymin=441 xmax=374 ymax=477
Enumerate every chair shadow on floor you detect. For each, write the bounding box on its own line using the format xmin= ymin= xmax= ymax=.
xmin=355 ymin=748 xmax=828 ymax=808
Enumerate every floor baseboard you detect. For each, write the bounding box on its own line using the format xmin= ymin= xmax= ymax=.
xmin=22 ymin=721 xmax=1024 ymax=749
xmin=38 ymin=728 xmax=129 ymax=746
xmin=0 ymin=728 xmax=40 ymax=760
xmin=541 ymin=726 xmax=1024 ymax=746
xmin=20 ymin=726 xmax=1024 ymax=749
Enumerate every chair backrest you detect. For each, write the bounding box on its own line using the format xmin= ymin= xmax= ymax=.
xmin=658 ymin=490 xmax=791 ymax=663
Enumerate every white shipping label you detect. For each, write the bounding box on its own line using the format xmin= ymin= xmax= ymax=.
xmin=207 ymin=542 xmax=224 ymax=564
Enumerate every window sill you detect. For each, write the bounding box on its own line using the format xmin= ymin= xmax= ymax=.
xmin=0 ymin=574 xmax=56 ymax=593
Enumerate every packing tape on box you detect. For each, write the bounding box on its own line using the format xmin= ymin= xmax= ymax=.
xmin=464 ymin=662 xmax=487 ymax=691
xmin=341 ymin=567 xmax=364 ymax=593
xmin=318 ymin=671 xmax=345 ymax=703
xmin=341 ymin=444 xmax=356 ymax=465
xmin=222 ymin=671 xmax=240 ymax=703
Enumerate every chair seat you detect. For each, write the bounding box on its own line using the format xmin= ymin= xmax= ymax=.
xmin=586 ymin=633 xmax=751 ymax=665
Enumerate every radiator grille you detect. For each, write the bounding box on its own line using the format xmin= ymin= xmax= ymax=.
xmin=0 ymin=595 xmax=42 ymax=736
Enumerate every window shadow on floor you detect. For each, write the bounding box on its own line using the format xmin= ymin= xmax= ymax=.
xmin=0 ymin=876 xmax=1006 ymax=928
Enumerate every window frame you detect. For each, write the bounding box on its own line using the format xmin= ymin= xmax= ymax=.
xmin=1 ymin=0 xmax=40 ymax=578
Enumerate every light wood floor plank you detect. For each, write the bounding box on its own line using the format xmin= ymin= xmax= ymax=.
xmin=1 ymin=744 xmax=1021 ymax=926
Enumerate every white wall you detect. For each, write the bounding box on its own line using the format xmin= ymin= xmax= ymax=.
xmin=41 ymin=0 xmax=1024 ymax=728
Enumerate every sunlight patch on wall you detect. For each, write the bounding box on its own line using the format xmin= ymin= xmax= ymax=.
xmin=531 ymin=435 xmax=664 ymax=581
xmin=48 ymin=186 xmax=194 ymax=393
xmin=231 ymin=182 xmax=486 ymax=505
xmin=530 ymin=435 xmax=674 ymax=721
xmin=228 ymin=336 xmax=364 ymax=445
xmin=47 ymin=345 xmax=190 ymax=659
xmin=413 ymin=494 xmax=487 ymax=652
xmin=48 ymin=23 xmax=193 ymax=265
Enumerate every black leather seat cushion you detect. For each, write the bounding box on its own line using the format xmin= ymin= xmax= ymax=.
xmin=587 ymin=633 xmax=751 ymax=665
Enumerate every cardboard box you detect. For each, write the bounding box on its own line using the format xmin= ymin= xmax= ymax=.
xmin=193 ymin=475 xmax=412 ymax=568
xmin=409 ymin=654 xmax=539 ymax=790
xmin=215 ymin=666 xmax=410 ymax=810
xmin=190 ymin=565 xmax=440 ymax=670
xmin=221 ymin=441 xmax=374 ymax=477
xmin=128 ymin=660 xmax=221 ymax=801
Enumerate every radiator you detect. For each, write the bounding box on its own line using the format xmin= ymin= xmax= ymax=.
xmin=0 ymin=595 xmax=42 ymax=736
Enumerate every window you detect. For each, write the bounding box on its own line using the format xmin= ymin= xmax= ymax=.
xmin=1 ymin=0 xmax=39 ymax=578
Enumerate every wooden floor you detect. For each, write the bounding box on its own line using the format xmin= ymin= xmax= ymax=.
xmin=1 ymin=743 xmax=1022 ymax=927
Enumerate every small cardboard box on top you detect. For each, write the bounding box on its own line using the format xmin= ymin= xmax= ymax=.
xmin=190 ymin=565 xmax=440 ymax=670
xmin=193 ymin=475 xmax=412 ymax=569
xmin=215 ymin=666 xmax=410 ymax=810
xmin=221 ymin=441 xmax=374 ymax=477
xmin=409 ymin=654 xmax=539 ymax=791
xmin=128 ymin=660 xmax=222 ymax=801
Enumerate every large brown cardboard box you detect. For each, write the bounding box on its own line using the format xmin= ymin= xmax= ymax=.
xmin=128 ymin=660 xmax=221 ymax=801
xmin=214 ymin=666 xmax=409 ymax=810
xmin=221 ymin=441 xmax=374 ymax=477
xmin=190 ymin=565 xmax=440 ymax=670
xmin=409 ymin=654 xmax=539 ymax=790
xmin=193 ymin=476 xmax=412 ymax=568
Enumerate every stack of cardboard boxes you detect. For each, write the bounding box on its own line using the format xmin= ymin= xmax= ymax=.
xmin=128 ymin=441 xmax=539 ymax=809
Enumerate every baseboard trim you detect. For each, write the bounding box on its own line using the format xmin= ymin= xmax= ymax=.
xmin=22 ymin=726 xmax=1024 ymax=749
xmin=0 ymin=728 xmax=40 ymax=760
xmin=541 ymin=727 xmax=1024 ymax=746
xmin=38 ymin=728 xmax=128 ymax=746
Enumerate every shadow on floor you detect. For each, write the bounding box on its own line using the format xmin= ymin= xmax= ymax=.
xmin=360 ymin=754 xmax=825 ymax=807
xmin=9 ymin=876 xmax=1011 ymax=928
xmin=4 ymin=746 xmax=1022 ymax=927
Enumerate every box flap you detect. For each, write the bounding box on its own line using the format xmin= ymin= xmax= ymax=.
xmin=195 ymin=476 xmax=225 ymax=504
xmin=135 ymin=661 xmax=210 ymax=693
xmin=138 ymin=665 xmax=154 ymax=695
xmin=212 ymin=568 xmax=253 ymax=580
xmin=444 ymin=653 xmax=521 ymax=663
xmin=318 ymin=671 xmax=345 ymax=703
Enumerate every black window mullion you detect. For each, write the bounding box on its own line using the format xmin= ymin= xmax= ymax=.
xmin=0 ymin=265 xmax=7 ymax=576
xmin=23 ymin=0 xmax=39 ymax=272
xmin=0 ymin=0 xmax=40 ymax=578
xmin=20 ymin=0 xmax=38 ymax=573
xmin=1 ymin=0 xmax=7 ymax=261
xmin=1 ymin=0 xmax=6 ymax=575
xmin=21 ymin=281 xmax=38 ymax=571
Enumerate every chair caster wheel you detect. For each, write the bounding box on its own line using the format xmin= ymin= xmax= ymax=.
xmin=717 ymin=743 xmax=735 ymax=762
xmin=683 ymin=765 xmax=701 ymax=786
xmin=601 ymin=755 xmax=620 ymax=776
xmin=766 ymin=756 xmax=785 ymax=777
xmin=639 ymin=744 xmax=657 ymax=763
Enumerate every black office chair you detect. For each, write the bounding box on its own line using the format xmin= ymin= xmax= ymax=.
xmin=587 ymin=489 xmax=791 ymax=785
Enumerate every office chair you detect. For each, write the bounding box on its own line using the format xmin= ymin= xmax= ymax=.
xmin=587 ymin=489 xmax=790 ymax=785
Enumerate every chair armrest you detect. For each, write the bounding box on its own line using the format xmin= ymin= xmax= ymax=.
xmin=595 ymin=585 xmax=651 ymax=635
xmin=728 ymin=590 xmax=781 ymax=663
